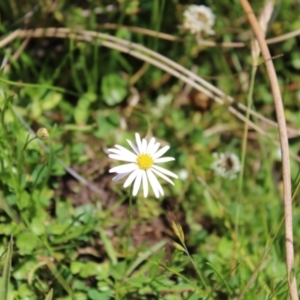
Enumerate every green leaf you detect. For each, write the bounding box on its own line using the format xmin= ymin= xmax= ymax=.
xmin=16 ymin=231 xmax=39 ymax=255
xmin=291 ymin=52 xmax=300 ymax=69
xmin=101 ymin=73 xmax=127 ymax=106
xmin=74 ymin=92 xmax=97 ymax=124
xmin=13 ymin=259 xmax=38 ymax=280
xmin=99 ymin=227 xmax=117 ymax=265
xmin=91 ymin=290 xmax=112 ymax=300
xmin=70 ymin=261 xmax=84 ymax=274
xmin=88 ymin=289 xmax=107 ymax=300
xmin=129 ymin=276 xmax=150 ymax=288
xmin=18 ymin=191 xmax=30 ymax=210
xmin=70 ymin=261 xmax=103 ymax=278
xmin=42 ymin=92 xmax=62 ymax=110
xmin=30 ymin=217 xmax=46 ymax=236
xmin=94 ymin=113 xmax=119 ymax=138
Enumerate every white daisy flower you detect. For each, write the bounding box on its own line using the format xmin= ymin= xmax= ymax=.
xmin=182 ymin=5 xmax=215 ymax=40
xmin=211 ymin=152 xmax=241 ymax=180
xmin=108 ymin=133 xmax=178 ymax=198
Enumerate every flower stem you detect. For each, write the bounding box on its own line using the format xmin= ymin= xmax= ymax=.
xmin=17 ymin=134 xmax=37 ymax=186
xmin=126 ymin=187 xmax=132 ymax=257
xmin=125 ymin=186 xmax=133 ymax=259
xmin=184 ymin=246 xmax=207 ymax=289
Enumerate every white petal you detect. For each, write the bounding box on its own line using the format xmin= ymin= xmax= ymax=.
xmin=123 ymin=169 xmax=139 ymax=188
xmin=146 ymin=138 xmax=155 ymax=154
xmin=155 ymin=157 xmax=175 ymax=163
xmin=112 ymin=173 xmax=130 ymax=182
xmin=151 ymin=168 xmax=175 ymax=185
xmin=150 ymin=142 xmax=161 ymax=156
xmin=109 ymin=163 xmax=137 ymax=174
xmin=142 ymin=138 xmax=148 ymax=153
xmin=142 ymin=171 xmax=148 ymax=197
xmin=109 ymin=154 xmax=136 ymax=163
xmin=151 ymin=165 xmax=178 ymax=178
xmin=147 ymin=169 xmax=164 ymax=198
xmin=133 ymin=171 xmax=143 ymax=196
xmin=146 ymin=170 xmax=159 ymax=198
xmin=135 ymin=133 xmax=143 ymax=153
xmin=127 ymin=139 xmax=139 ymax=155
xmin=110 ymin=145 xmax=137 ymax=161
xmin=108 ymin=148 xmax=122 ymax=154
xmin=153 ymin=145 xmax=170 ymax=159
xmin=108 ymin=147 xmax=134 ymax=156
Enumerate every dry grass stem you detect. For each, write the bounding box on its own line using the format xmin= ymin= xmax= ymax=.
xmin=239 ymin=0 xmax=298 ymax=299
xmin=1 ymin=28 xmax=300 ymax=141
xmin=101 ymin=23 xmax=300 ymax=47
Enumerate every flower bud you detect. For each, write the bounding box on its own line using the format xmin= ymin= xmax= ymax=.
xmin=36 ymin=128 xmax=49 ymax=140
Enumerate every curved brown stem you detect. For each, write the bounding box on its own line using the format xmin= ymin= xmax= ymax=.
xmin=239 ymin=1 xmax=298 ymax=299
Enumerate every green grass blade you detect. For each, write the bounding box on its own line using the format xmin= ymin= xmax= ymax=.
xmin=47 ymin=262 xmax=75 ymax=300
xmin=44 ymin=288 xmax=53 ymax=300
xmin=99 ymin=227 xmax=118 ymax=266
xmin=0 ymin=236 xmax=13 ymax=300
xmin=206 ymin=262 xmax=232 ymax=298
xmin=125 ymin=240 xmax=166 ymax=277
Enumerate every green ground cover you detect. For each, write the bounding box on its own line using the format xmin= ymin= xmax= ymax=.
xmin=1 ymin=1 xmax=300 ymax=299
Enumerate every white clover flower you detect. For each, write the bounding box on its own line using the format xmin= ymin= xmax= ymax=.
xmin=211 ymin=152 xmax=241 ymax=180
xmin=182 ymin=5 xmax=215 ymax=39
xmin=108 ymin=133 xmax=178 ymax=198
xmin=178 ymin=169 xmax=189 ymax=181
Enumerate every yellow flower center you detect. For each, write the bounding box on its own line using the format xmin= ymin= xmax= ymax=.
xmin=136 ymin=154 xmax=154 ymax=170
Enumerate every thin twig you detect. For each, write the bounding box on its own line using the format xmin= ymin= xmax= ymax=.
xmin=239 ymin=1 xmax=298 ymax=299
xmin=100 ymin=23 xmax=300 ymax=47
xmin=1 ymin=28 xmax=300 ymax=140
